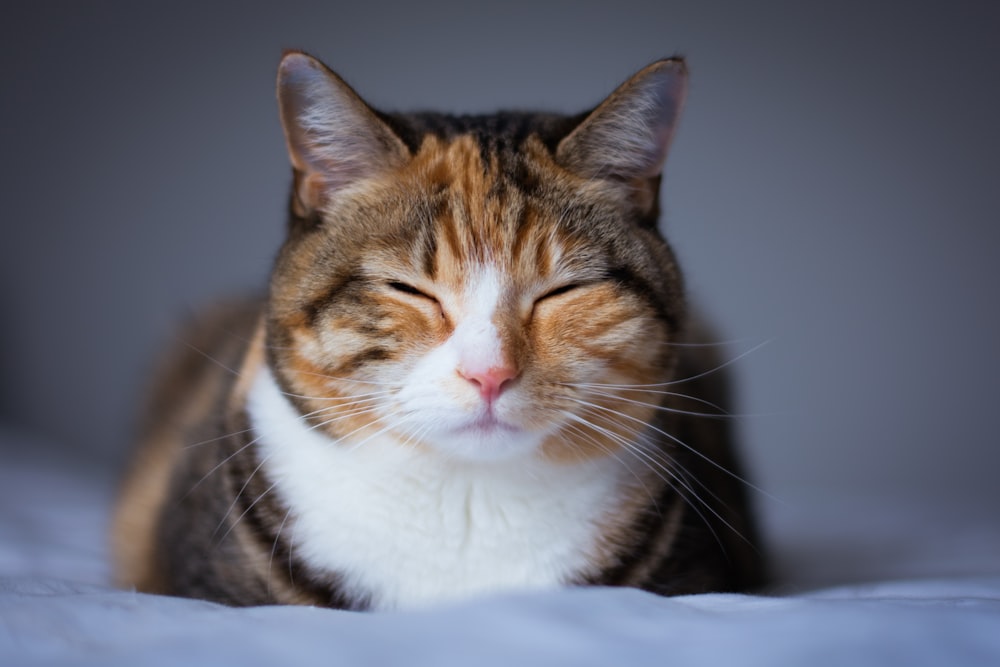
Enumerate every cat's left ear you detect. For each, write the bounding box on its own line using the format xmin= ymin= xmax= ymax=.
xmin=277 ymin=51 xmax=409 ymax=217
xmin=556 ymin=58 xmax=687 ymax=184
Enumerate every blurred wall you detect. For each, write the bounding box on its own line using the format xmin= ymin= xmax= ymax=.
xmin=1 ymin=1 xmax=998 ymax=509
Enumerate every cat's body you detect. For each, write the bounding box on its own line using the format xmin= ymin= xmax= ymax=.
xmin=112 ymin=52 xmax=764 ymax=611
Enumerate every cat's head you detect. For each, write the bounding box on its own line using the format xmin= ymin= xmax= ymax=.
xmin=265 ymin=52 xmax=688 ymax=463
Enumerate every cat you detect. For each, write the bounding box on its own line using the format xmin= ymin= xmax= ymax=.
xmin=111 ymin=51 xmax=765 ymax=611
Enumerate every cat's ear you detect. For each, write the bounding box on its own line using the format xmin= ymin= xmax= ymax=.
xmin=556 ymin=59 xmax=687 ymax=182
xmin=277 ymin=51 xmax=409 ymax=215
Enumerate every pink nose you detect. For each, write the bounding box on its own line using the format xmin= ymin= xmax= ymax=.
xmin=459 ymin=364 xmax=519 ymax=403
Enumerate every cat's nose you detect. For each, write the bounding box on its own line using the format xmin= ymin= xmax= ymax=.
xmin=459 ymin=364 xmax=519 ymax=403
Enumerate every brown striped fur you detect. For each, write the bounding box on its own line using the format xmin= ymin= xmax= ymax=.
xmin=112 ymin=52 xmax=765 ymax=608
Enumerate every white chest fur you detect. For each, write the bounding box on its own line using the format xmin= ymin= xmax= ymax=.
xmin=247 ymin=367 xmax=628 ymax=611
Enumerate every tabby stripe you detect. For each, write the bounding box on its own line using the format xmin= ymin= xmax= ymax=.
xmin=605 ymin=265 xmax=681 ymax=332
xmin=331 ymin=347 xmax=390 ymax=375
xmin=582 ymin=481 xmax=684 ymax=587
xmin=436 ymin=198 xmax=466 ymax=262
xmin=509 ymin=207 xmax=538 ymax=273
xmin=419 ymin=225 xmax=439 ymax=279
xmin=302 ymin=272 xmax=360 ymax=327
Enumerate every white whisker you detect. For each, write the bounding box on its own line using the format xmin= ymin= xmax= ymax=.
xmin=663 ymin=339 xmax=771 ymax=387
xmin=183 ymin=428 xmax=255 ymax=450
xmin=568 ymin=395 xmax=773 ymax=500
xmin=177 ymin=339 xmax=242 ymax=377
xmin=292 ymin=367 xmax=405 ymax=388
xmin=268 ymin=507 xmax=295 ymax=600
xmin=212 ymin=451 xmax=272 ymax=542
xmin=280 ymin=387 xmax=397 ymax=403
xmin=215 ymin=480 xmax=280 ymax=547
xmin=183 ymin=433 xmax=265 ymax=499
xmin=575 ymin=386 xmax=733 ymax=419
xmin=558 ymin=415 xmax=659 ymax=510
xmin=565 ymin=408 xmax=744 ymax=549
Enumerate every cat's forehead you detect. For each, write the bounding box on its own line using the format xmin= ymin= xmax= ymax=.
xmin=409 ymin=134 xmax=501 ymax=204
xmin=394 ymin=133 xmax=613 ymax=279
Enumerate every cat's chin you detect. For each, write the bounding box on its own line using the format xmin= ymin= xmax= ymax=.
xmin=459 ymin=413 xmax=518 ymax=437
xmin=424 ymin=419 xmax=545 ymax=463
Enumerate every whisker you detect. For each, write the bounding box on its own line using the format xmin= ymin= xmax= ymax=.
xmin=183 ymin=433 xmax=265 ymax=499
xmin=185 ymin=395 xmax=385 ymax=496
xmin=575 ymin=385 xmax=783 ymax=420
xmin=576 ymin=386 xmax=734 ymax=419
xmin=392 ymin=420 xmax=433 ymax=453
xmin=216 ymin=480 xmax=279 ymax=547
xmin=568 ymin=339 xmax=772 ymax=391
xmin=287 ymin=515 xmax=301 ymax=586
xmin=663 ymin=339 xmax=771 ymax=387
xmin=212 ymin=451 xmax=272 ymax=540
xmin=183 ymin=427 xmax=256 ymax=450
xmin=309 ymin=405 xmax=384 ymax=432
xmin=291 ymin=368 xmax=405 ymax=388
xmin=558 ymin=416 xmax=659 ymax=510
xmin=268 ymin=507 xmax=294 ymax=600
xmin=663 ymin=337 xmax=759 ymax=348
xmin=580 ymin=405 xmax=743 ymax=518
xmin=568 ymin=396 xmax=774 ymax=501
xmin=177 ymin=339 xmax=242 ymax=377
xmin=351 ymin=413 xmax=423 ymax=452
xmin=298 ymin=398 xmax=387 ymax=423
xmin=563 ymin=382 xmax=730 ymax=414
xmin=564 ymin=411 xmax=674 ymax=487
xmin=565 ymin=410 xmax=724 ymax=536
xmin=279 ymin=387 xmax=397 ymax=403
xmin=566 ymin=409 xmax=741 ymax=549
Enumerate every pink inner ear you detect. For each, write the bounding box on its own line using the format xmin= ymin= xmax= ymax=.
xmin=277 ymin=51 xmax=408 ymax=203
xmin=293 ymin=171 xmax=328 ymax=214
xmin=555 ymin=59 xmax=687 ymax=181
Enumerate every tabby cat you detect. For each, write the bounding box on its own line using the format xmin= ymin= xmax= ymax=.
xmin=112 ymin=51 xmax=764 ymax=611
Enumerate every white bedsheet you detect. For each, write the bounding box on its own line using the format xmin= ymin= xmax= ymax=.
xmin=2 ymin=428 xmax=998 ymax=667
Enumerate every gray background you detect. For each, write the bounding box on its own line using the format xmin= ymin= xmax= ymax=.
xmin=2 ymin=1 xmax=998 ymax=545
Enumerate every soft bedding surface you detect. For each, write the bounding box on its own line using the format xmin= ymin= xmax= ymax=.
xmin=2 ymin=429 xmax=999 ymax=667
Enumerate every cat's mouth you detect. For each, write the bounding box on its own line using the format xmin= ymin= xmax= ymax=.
xmin=434 ymin=411 xmax=545 ymax=462
xmin=457 ymin=413 xmax=519 ymax=436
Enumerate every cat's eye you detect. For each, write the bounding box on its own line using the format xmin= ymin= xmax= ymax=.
xmin=528 ymin=283 xmax=584 ymax=322
xmin=387 ymin=281 xmax=431 ymax=299
xmin=386 ymin=281 xmax=447 ymax=320
xmin=538 ymin=283 xmax=582 ymax=302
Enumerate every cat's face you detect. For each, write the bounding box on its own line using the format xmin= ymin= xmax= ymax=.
xmin=266 ymin=53 xmax=687 ymax=463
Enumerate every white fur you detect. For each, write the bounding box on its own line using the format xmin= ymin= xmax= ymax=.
xmin=393 ymin=266 xmax=543 ymax=461
xmin=248 ymin=365 xmax=629 ymax=612
xmin=450 ymin=267 xmax=505 ymax=375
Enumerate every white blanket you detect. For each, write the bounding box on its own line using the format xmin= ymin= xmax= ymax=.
xmin=2 ymin=428 xmax=998 ymax=667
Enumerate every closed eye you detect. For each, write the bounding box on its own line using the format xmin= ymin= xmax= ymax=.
xmin=386 ymin=281 xmax=447 ymax=322
xmin=387 ymin=281 xmax=434 ymax=300
xmin=538 ymin=283 xmax=582 ymax=302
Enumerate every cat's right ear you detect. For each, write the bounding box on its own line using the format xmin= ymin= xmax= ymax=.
xmin=277 ymin=51 xmax=409 ymax=217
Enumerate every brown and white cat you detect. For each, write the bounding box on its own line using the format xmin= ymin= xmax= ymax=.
xmin=112 ymin=51 xmax=765 ymax=611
